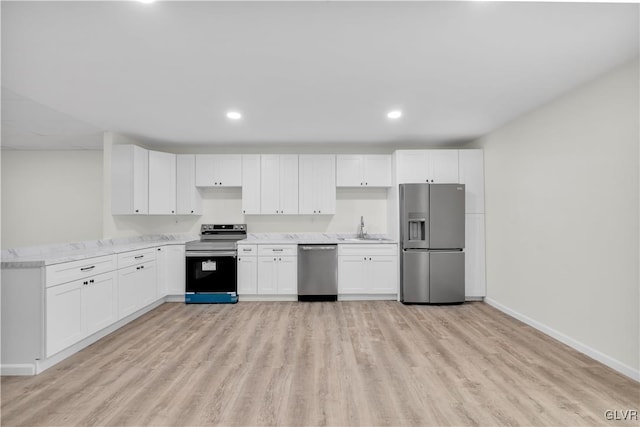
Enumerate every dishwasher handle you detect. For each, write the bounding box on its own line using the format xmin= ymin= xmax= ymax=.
xmin=299 ymin=245 xmax=337 ymax=251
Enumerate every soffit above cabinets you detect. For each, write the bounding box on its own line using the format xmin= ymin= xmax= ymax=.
xmin=1 ymin=1 xmax=638 ymax=150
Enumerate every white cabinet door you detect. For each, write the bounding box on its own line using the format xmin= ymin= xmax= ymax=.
xmin=176 ymin=154 xmax=202 ymax=215
xmin=260 ymin=155 xmax=281 ymax=214
xmin=337 ymin=155 xmax=391 ymax=187
xmin=277 ymin=257 xmax=297 ymax=295
xmin=279 ymin=155 xmax=299 ymax=215
xmin=299 ymin=155 xmax=335 ymax=214
xmin=195 ymin=155 xmax=216 ymax=187
xmin=118 ymin=265 xmax=142 ymax=319
xmin=465 ymin=214 xmax=486 ymax=298
xmin=237 ymin=256 xmax=258 ymax=295
xmin=257 ymin=257 xmax=277 ymax=294
xmin=111 ymin=144 xmax=149 ymax=214
xmin=83 ymin=272 xmax=117 ymax=337
xmin=46 ymin=281 xmax=83 ymax=357
xmin=260 ymin=155 xmax=298 ymax=215
xmin=139 ymin=262 xmax=157 ymax=307
xmin=336 ymin=155 xmax=363 ymax=187
xmin=396 ymin=150 xmax=428 ymax=183
xmin=338 ymin=256 xmax=366 ymax=294
xmin=148 ymin=150 xmax=177 ymax=215
xmin=367 ymin=256 xmax=398 ymax=294
xmin=165 ymin=245 xmax=186 ymax=296
xmin=429 ymin=150 xmax=459 ymax=183
xmin=364 ymin=155 xmax=392 ymax=187
xmin=195 ymin=155 xmax=242 ymax=187
xmin=458 ymin=150 xmax=485 ymax=214
xmin=155 ymin=247 xmax=168 ymax=298
xmin=242 ymin=155 xmax=261 ymax=215
xmin=315 ymin=155 xmax=336 ymax=214
xmin=215 ymin=155 xmax=242 ymax=186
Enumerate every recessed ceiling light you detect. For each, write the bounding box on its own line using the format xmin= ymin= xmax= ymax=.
xmin=226 ymin=111 xmax=242 ymax=120
xmin=137 ymin=0 xmax=156 ymax=4
xmin=387 ymin=110 xmax=402 ymax=119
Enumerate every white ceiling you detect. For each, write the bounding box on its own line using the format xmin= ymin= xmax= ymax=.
xmin=2 ymin=1 xmax=638 ymax=150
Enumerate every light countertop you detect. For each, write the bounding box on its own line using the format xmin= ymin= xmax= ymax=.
xmin=1 ymin=233 xmax=397 ymax=268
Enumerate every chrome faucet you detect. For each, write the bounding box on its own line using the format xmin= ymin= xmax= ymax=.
xmin=357 ymin=216 xmax=366 ymax=239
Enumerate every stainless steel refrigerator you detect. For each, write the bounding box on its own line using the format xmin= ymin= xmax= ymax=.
xmin=400 ymin=183 xmax=465 ymax=304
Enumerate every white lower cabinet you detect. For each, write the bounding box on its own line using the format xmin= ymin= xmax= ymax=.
xmin=45 ymin=271 xmax=117 ymax=358
xmin=338 ymin=244 xmax=398 ymax=296
xmin=46 ymin=281 xmax=84 ymax=358
xmin=156 ymin=245 xmax=186 ymax=297
xmin=257 ymin=245 xmax=297 ymax=295
xmin=83 ymin=272 xmax=118 ymax=337
xmin=237 ymin=244 xmax=258 ymax=295
xmin=117 ymin=261 xmax=157 ymax=319
xmin=257 ymin=257 xmax=297 ymax=295
xmin=465 ymin=214 xmax=486 ymax=298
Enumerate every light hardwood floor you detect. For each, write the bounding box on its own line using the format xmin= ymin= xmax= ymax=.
xmin=2 ymin=301 xmax=638 ymax=426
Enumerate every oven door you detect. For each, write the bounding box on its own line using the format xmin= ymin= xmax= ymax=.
xmin=185 ymin=251 xmax=237 ymax=293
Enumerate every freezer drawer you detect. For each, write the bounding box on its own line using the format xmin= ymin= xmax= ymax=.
xmin=401 ymin=250 xmax=429 ymax=303
xmin=401 ymin=250 xmax=464 ymax=303
xmin=429 ymin=251 xmax=464 ymax=303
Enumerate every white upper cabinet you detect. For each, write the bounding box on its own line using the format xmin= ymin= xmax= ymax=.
xmin=336 ymin=154 xmax=391 ymax=187
xmin=241 ymin=155 xmax=261 ymax=215
xmin=396 ymin=150 xmax=459 ymax=184
xmin=148 ymin=150 xmax=177 ymax=215
xmin=299 ymin=155 xmax=336 ymax=215
xmin=111 ymin=144 xmax=149 ymax=215
xmin=195 ymin=154 xmax=242 ymax=187
xmin=176 ymin=155 xmax=202 ymax=215
xmin=458 ymin=150 xmax=485 ymax=214
xmin=260 ymin=154 xmax=299 ymax=215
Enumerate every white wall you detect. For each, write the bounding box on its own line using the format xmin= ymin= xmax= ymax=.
xmin=1 ymin=150 xmax=103 ymax=248
xmin=103 ymin=133 xmax=390 ymax=238
xmin=471 ymin=60 xmax=639 ymax=379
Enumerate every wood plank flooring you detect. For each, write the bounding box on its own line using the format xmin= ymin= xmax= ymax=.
xmin=2 ymin=301 xmax=638 ymax=426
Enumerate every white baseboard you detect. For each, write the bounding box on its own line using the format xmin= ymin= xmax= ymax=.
xmin=338 ymin=294 xmax=397 ymax=301
xmin=485 ymin=298 xmax=639 ymax=382
xmin=1 ymin=364 xmax=36 ymax=376
xmin=237 ymin=295 xmax=298 ymax=302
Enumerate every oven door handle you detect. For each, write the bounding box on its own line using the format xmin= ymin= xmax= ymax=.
xmin=186 ymin=251 xmax=237 ymax=257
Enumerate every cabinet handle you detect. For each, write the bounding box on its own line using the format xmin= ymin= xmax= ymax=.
xmin=273 ymin=258 xmax=276 ymax=261
xmin=191 ymin=210 xmax=194 ymax=214
xmin=171 ymin=210 xmax=174 ymax=213
xmin=140 ymin=265 xmax=145 ymax=269
xmin=273 ymin=249 xmax=283 ymax=252
xmin=90 ymin=279 xmax=94 ymax=284
xmin=80 ymin=266 xmax=95 ymax=271
xmin=319 ymin=210 xmax=321 ymax=213
xmin=83 ymin=281 xmax=88 ymax=285
xmin=365 ymin=182 xmax=368 ymax=185
xmin=278 ymin=258 xmax=282 ymax=261
xmin=135 ymin=209 xmax=139 ymax=213
xmin=369 ymin=257 xmax=372 ymax=261
xmin=135 ymin=255 xmax=144 ymax=259
xmin=364 ymin=257 xmax=366 ymax=260
xmin=243 ymin=210 xmax=245 ymax=213
xmin=361 ymin=182 xmax=363 ymax=186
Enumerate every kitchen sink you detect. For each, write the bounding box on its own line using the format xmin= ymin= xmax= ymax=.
xmin=337 ymin=237 xmax=394 ymax=242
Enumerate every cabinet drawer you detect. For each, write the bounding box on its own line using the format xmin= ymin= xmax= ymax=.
xmin=117 ymin=247 xmax=157 ymax=269
xmin=338 ymin=244 xmax=397 ymax=257
xmin=237 ymin=245 xmax=258 ymax=256
xmin=258 ymin=245 xmax=297 ymax=257
xmin=46 ymin=255 xmax=116 ymax=288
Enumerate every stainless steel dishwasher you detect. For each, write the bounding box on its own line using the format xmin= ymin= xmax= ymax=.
xmin=297 ymin=244 xmax=338 ymax=301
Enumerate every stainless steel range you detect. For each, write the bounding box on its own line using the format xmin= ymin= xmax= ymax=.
xmin=185 ymin=224 xmax=247 ymax=303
